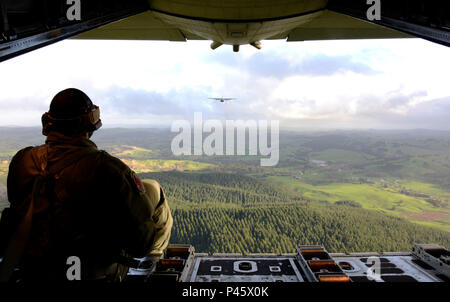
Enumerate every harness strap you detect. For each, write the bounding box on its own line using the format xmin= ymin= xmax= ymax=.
xmin=0 ymin=148 xmax=97 ymax=282
xmin=0 ymin=175 xmax=41 ymax=282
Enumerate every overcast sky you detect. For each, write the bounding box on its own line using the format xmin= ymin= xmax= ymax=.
xmin=0 ymin=37 xmax=449 ymax=130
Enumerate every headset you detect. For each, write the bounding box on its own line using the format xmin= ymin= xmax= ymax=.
xmin=41 ymin=105 xmax=102 ymax=136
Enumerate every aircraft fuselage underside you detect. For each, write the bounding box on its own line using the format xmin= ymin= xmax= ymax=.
xmin=0 ymin=0 xmax=449 ymax=62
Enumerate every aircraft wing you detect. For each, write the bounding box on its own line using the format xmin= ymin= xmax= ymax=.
xmin=208 ymin=98 xmax=236 ymax=102
xmin=74 ymin=9 xmax=408 ymax=43
xmin=1 ymin=0 xmax=449 ymax=62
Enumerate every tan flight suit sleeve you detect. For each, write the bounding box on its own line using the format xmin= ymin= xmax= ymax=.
xmin=141 ymin=179 xmax=173 ymax=255
xmin=98 ymin=154 xmax=157 ymax=258
xmin=98 ymin=153 xmax=172 ymax=258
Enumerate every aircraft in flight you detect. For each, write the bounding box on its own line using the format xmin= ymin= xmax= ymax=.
xmin=208 ymin=97 xmax=237 ymax=103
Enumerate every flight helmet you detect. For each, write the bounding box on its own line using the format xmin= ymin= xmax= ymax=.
xmin=42 ymin=88 xmax=102 ymax=136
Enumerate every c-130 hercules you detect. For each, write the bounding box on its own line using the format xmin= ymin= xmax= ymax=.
xmin=0 ymin=0 xmax=449 ymax=283
xmin=209 ymin=97 xmax=236 ymax=103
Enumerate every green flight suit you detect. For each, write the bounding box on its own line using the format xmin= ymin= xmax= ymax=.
xmin=4 ymin=131 xmax=172 ymax=281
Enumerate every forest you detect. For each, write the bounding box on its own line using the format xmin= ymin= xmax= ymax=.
xmin=142 ymin=171 xmax=450 ymax=254
xmin=1 ymin=127 xmax=449 ymax=253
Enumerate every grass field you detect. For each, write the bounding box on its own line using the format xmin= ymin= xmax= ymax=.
xmin=400 ymin=181 xmax=450 ymax=200
xmin=110 ymin=145 xmax=155 ymax=159
xmin=111 ymin=145 xmax=217 ymax=172
xmin=266 ymin=175 xmax=450 ymax=232
xmin=120 ymin=158 xmax=216 ymax=173
xmin=0 ymin=162 xmax=9 ymax=185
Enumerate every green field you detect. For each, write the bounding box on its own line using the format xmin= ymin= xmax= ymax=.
xmin=110 ymin=145 xmax=155 ymax=159
xmin=121 ymin=158 xmax=216 ymax=173
xmin=0 ymin=162 xmax=9 ymax=185
xmin=400 ymin=181 xmax=450 ymax=200
xmin=108 ymin=145 xmax=218 ymax=172
xmin=266 ymin=175 xmax=450 ymax=232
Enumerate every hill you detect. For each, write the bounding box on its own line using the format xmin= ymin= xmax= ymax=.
xmin=1 ymin=127 xmax=449 ymax=252
xmin=141 ymin=171 xmax=450 ymax=254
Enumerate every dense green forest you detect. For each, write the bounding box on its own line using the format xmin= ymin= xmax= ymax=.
xmin=148 ymin=171 xmax=305 ymax=205
xmin=141 ymin=171 xmax=450 ymax=254
xmin=1 ymin=127 xmax=449 ymax=253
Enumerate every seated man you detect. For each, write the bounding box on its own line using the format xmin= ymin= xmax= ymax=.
xmin=0 ymin=88 xmax=172 ymax=282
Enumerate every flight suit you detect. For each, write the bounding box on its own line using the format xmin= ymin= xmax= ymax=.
xmin=4 ymin=131 xmax=172 ymax=281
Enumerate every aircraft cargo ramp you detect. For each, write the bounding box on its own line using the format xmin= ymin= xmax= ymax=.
xmin=125 ymin=243 xmax=450 ymax=283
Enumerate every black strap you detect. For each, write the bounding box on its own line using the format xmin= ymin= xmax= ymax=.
xmin=0 ymin=148 xmax=98 ymax=282
xmin=0 ymin=175 xmax=42 ymax=282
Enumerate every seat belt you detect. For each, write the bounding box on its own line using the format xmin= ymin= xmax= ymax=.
xmin=0 ymin=149 xmax=97 ymax=282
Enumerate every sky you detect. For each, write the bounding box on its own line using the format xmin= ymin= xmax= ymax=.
xmin=0 ymin=37 xmax=449 ymax=130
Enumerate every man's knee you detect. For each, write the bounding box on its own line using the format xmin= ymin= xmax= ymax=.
xmin=141 ymin=179 xmax=173 ymax=255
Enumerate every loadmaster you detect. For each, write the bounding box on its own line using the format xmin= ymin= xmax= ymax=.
xmin=0 ymin=88 xmax=173 ymax=282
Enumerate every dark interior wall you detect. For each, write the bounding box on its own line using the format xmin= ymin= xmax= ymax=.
xmin=328 ymin=0 xmax=450 ymax=47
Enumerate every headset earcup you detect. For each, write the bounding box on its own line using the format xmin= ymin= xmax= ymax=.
xmin=41 ymin=113 xmax=50 ymax=136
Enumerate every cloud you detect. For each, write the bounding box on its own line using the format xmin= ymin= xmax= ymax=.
xmin=0 ymin=39 xmax=449 ymax=130
xmin=0 ymin=95 xmax=47 ymax=112
xmin=205 ymin=50 xmax=379 ymax=79
xmin=347 ymin=95 xmax=450 ymax=130
xmin=84 ymin=85 xmax=266 ymax=126
xmin=294 ymin=54 xmax=379 ymax=76
xmin=100 ymin=87 xmax=185 ymax=116
xmin=408 ymin=97 xmax=450 ymax=127
xmin=387 ymin=91 xmax=428 ymax=108
xmin=352 ymin=90 xmax=429 ymax=118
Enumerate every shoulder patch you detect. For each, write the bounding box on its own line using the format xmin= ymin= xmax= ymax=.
xmin=131 ymin=171 xmax=146 ymax=194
